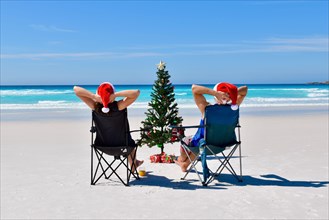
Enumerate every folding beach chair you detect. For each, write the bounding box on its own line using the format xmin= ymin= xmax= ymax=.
xmin=90 ymin=109 xmax=140 ymax=186
xmin=171 ymin=104 xmax=243 ymax=186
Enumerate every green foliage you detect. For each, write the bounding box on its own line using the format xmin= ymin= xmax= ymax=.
xmin=138 ymin=63 xmax=183 ymax=153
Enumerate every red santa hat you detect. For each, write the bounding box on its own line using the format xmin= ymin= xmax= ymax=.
xmin=96 ymin=82 xmax=115 ymax=113
xmin=213 ymin=82 xmax=239 ymax=110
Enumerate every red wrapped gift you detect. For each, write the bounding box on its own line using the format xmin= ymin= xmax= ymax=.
xmin=161 ymin=153 xmax=175 ymax=163
xmin=150 ymin=153 xmax=162 ymax=163
xmin=150 ymin=152 xmax=176 ymax=163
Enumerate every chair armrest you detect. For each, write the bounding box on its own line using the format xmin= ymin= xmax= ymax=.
xmin=130 ymin=126 xmax=153 ymax=133
xmin=169 ymin=125 xmax=206 ymax=129
xmin=90 ymin=126 xmax=96 ymax=133
xmin=129 ymin=129 xmax=149 ymax=133
xmin=169 ymin=124 xmax=206 ymax=142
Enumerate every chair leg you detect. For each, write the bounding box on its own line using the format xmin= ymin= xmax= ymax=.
xmin=91 ymin=147 xmax=141 ymax=186
xmin=91 ymin=149 xmax=127 ymax=186
xmin=238 ymin=143 xmax=243 ymax=182
xmin=91 ymin=148 xmax=109 ymax=185
xmin=91 ymin=147 xmax=94 ymax=185
xmin=92 ymin=150 xmax=109 ymax=185
xmin=126 ymin=157 xmax=129 ymax=186
xmin=237 ymin=126 xmax=243 ymax=182
xmin=207 ymin=143 xmax=242 ymax=184
xmin=181 ymin=157 xmax=199 ymax=179
xmin=179 ymin=146 xmax=204 ymax=184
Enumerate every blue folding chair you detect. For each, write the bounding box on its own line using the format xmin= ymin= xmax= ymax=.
xmin=172 ymin=104 xmax=243 ymax=186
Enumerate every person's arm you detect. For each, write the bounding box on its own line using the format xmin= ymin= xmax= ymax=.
xmin=73 ymin=86 xmax=101 ymax=110
xmin=191 ymin=84 xmax=228 ymax=116
xmin=116 ymin=90 xmax=140 ymax=110
xmin=237 ymin=86 xmax=248 ymax=105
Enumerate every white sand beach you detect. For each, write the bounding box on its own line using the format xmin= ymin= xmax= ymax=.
xmin=1 ymin=107 xmax=328 ymax=219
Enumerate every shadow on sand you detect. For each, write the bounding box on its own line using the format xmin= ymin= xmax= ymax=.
xmin=130 ymin=172 xmax=329 ymax=190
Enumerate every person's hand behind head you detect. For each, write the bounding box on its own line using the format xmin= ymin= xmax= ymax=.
xmin=109 ymin=93 xmax=116 ymax=103
xmin=94 ymin=94 xmax=102 ymax=103
xmin=214 ymin=91 xmax=230 ymax=104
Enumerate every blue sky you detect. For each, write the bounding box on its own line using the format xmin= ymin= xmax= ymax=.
xmin=1 ymin=1 xmax=328 ymax=85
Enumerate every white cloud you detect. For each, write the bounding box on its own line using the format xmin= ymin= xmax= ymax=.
xmin=1 ymin=36 xmax=328 ymax=60
xmin=123 ymin=37 xmax=328 ymax=53
xmin=0 ymin=52 xmax=162 ymax=60
xmin=172 ymin=36 xmax=329 ymax=54
xmin=253 ymin=36 xmax=328 ymax=53
xmin=267 ymin=37 xmax=328 ymax=45
xmin=29 ymin=24 xmax=76 ymax=33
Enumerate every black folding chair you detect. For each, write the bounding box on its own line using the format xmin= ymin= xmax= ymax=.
xmin=90 ymin=109 xmax=140 ymax=186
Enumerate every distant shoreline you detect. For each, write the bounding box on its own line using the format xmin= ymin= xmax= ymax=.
xmin=1 ymin=82 xmax=329 ymax=86
xmin=307 ymin=81 xmax=329 ymax=85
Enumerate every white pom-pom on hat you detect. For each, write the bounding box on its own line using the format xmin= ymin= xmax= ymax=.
xmin=96 ymin=82 xmax=115 ymax=113
xmin=231 ymin=104 xmax=239 ymax=111
xmin=102 ymin=107 xmax=110 ymax=113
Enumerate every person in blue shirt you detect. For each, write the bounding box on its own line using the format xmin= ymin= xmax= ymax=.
xmin=174 ymin=83 xmax=248 ymax=172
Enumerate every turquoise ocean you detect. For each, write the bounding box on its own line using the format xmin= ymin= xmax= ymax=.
xmin=1 ymin=84 xmax=328 ymax=110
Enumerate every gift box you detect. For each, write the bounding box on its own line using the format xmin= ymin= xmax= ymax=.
xmin=150 ymin=153 xmax=162 ymax=163
xmin=150 ymin=152 xmax=176 ymax=163
xmin=161 ymin=153 xmax=175 ymax=163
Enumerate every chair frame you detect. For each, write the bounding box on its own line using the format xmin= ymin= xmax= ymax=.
xmin=90 ymin=110 xmax=140 ymax=186
xmin=172 ymin=105 xmax=243 ymax=186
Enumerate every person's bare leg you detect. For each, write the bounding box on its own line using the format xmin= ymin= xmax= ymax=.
xmin=177 ymin=147 xmax=189 ymax=162
xmin=176 ymin=136 xmax=193 ymax=163
xmin=175 ymin=150 xmax=197 ymax=172
xmin=128 ymin=148 xmax=144 ymax=173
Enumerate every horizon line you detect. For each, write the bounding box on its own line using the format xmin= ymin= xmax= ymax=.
xmin=1 ymin=82 xmax=328 ymax=87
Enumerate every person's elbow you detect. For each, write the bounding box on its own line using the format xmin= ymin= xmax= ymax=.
xmin=133 ymin=89 xmax=140 ymax=98
xmin=73 ymin=86 xmax=84 ymax=97
xmin=73 ymin=86 xmax=79 ymax=94
xmin=238 ymin=85 xmax=248 ymax=96
xmin=242 ymin=85 xmax=248 ymax=93
xmin=125 ymin=90 xmax=140 ymax=105
xmin=191 ymin=84 xmax=198 ymax=93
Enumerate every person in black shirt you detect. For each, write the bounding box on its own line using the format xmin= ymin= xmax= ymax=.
xmin=74 ymin=82 xmax=144 ymax=171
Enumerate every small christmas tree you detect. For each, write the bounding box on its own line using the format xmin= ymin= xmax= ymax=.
xmin=139 ymin=61 xmax=183 ymax=154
